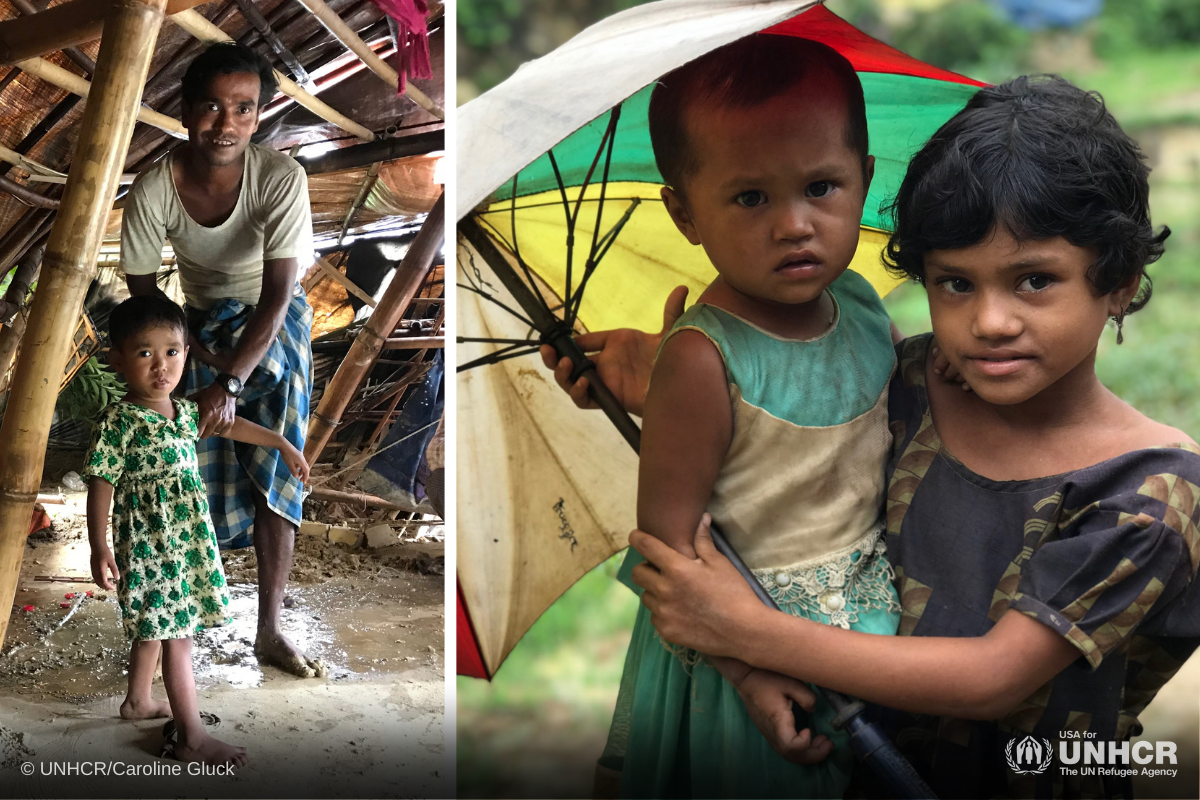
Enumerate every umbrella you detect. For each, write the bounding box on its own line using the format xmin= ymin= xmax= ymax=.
xmin=457 ymin=0 xmax=985 ymax=682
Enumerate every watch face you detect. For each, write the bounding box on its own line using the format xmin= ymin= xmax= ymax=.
xmin=225 ymin=377 xmax=242 ymax=395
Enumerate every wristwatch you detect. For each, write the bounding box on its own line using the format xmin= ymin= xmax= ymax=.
xmin=216 ymin=373 xmax=243 ymax=398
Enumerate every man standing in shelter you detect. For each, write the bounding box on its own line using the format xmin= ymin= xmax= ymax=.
xmin=120 ymin=43 xmax=321 ymax=677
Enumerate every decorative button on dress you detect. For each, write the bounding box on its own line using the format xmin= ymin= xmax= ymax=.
xmin=82 ymin=399 xmax=231 ymax=641
xmin=602 ymin=269 xmax=902 ymax=799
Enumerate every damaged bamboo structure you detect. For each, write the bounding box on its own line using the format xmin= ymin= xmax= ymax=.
xmin=13 ymin=56 xmax=187 ymax=138
xmin=0 ymin=0 xmax=203 ymax=64
xmin=0 ymin=0 xmax=167 ymax=650
xmin=294 ymin=0 xmax=445 ymax=120
xmin=305 ymin=192 xmax=444 ymax=462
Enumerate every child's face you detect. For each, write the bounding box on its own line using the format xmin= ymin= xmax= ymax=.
xmin=109 ymin=324 xmax=188 ymax=402
xmin=925 ymin=228 xmax=1138 ymax=405
xmin=662 ymin=83 xmax=872 ymax=307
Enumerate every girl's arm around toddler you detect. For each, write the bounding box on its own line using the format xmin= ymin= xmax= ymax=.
xmin=633 ymin=521 xmax=1079 ymax=720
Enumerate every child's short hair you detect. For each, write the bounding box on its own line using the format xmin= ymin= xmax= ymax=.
xmin=648 ymin=35 xmax=870 ymax=195
xmin=108 ymin=296 xmax=188 ymax=350
xmin=182 ymin=42 xmax=278 ymax=109
xmin=885 ymin=75 xmax=1168 ymax=314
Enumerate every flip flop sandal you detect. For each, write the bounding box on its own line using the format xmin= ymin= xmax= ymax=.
xmin=161 ymin=710 xmax=221 ymax=741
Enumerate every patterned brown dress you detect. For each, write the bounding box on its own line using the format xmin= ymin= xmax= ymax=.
xmin=856 ymin=335 xmax=1200 ymax=800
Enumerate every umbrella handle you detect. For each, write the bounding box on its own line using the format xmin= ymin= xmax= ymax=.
xmin=542 ymin=327 xmax=643 ymax=449
xmin=709 ymin=522 xmax=937 ymax=799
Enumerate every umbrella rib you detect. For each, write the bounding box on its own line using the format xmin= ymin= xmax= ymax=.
xmin=457 ymin=337 xmax=540 ymax=346
xmin=565 ymin=110 xmax=620 ymax=313
xmin=591 ymin=196 xmax=642 ymax=271
xmin=508 ymin=171 xmax=553 ymax=314
xmin=568 ymin=194 xmax=640 ymax=327
xmin=569 ymin=103 xmax=622 ymax=328
xmin=456 ymin=346 xmax=542 ymax=373
xmin=484 ymin=195 xmax=647 ymax=213
xmin=456 ymin=282 xmax=537 ymax=329
xmin=546 ymin=149 xmax=576 ymax=315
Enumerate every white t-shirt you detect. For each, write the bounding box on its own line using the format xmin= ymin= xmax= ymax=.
xmin=120 ymin=143 xmax=315 ymax=309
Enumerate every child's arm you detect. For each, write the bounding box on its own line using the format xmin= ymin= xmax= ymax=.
xmin=633 ymin=524 xmax=1079 ymax=719
xmin=639 ymin=331 xmax=834 ymax=763
xmin=86 ymin=477 xmax=119 ymax=590
xmin=225 ymin=418 xmax=311 ymax=483
xmin=637 ymin=329 xmax=730 ymax=558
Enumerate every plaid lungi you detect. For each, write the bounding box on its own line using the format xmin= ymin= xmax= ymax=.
xmin=184 ymin=293 xmax=313 ymax=549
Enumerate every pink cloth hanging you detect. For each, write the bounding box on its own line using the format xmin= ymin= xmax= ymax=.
xmin=370 ymin=0 xmax=433 ymax=96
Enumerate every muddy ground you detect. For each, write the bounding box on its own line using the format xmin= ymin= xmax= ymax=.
xmin=0 ymin=454 xmax=447 ymax=799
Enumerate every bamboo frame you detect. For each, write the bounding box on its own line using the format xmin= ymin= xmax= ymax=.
xmin=230 ymin=0 xmax=311 ymax=86
xmin=315 ymin=255 xmax=378 ymax=307
xmin=14 ymin=57 xmax=187 ymax=138
xmin=170 ymin=9 xmax=376 ymax=142
xmin=0 ymin=0 xmax=201 ymax=64
xmin=305 ymin=192 xmax=444 ymax=462
xmin=0 ymin=174 xmax=58 ymax=208
xmin=293 ymin=0 xmax=445 ymax=120
xmin=0 ymin=0 xmax=168 ymax=651
xmin=338 ymin=162 xmax=379 ymax=245
xmin=0 ymin=144 xmax=67 ymax=182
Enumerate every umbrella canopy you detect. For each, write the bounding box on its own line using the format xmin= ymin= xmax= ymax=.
xmin=457 ymin=0 xmax=985 ymax=679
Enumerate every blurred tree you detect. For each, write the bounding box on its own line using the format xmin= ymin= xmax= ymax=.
xmin=459 ymin=0 xmax=653 ymax=98
xmin=1095 ymin=0 xmax=1200 ymax=56
xmin=890 ymin=0 xmax=1031 ymax=79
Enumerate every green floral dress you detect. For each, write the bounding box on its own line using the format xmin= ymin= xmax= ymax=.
xmin=82 ymin=398 xmax=231 ymax=641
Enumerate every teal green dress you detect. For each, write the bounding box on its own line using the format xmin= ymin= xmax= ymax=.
xmin=602 ymin=270 xmax=902 ymax=799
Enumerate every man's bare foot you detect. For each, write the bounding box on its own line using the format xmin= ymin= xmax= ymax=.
xmin=120 ymin=697 xmax=173 ymax=720
xmin=175 ymin=731 xmax=249 ymax=768
xmin=254 ymin=629 xmax=326 ymax=678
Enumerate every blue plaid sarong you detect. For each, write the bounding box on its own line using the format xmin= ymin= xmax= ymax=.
xmin=184 ymin=293 xmax=313 ymax=549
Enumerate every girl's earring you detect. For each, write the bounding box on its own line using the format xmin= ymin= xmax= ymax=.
xmin=1114 ymin=309 xmax=1126 ymax=345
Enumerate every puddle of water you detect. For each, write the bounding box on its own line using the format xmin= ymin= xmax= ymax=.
xmin=3 ymin=537 xmax=445 ymax=702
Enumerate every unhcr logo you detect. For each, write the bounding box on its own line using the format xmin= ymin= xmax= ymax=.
xmin=1006 ymin=735 xmax=1053 ymax=775
xmin=1007 ymin=732 xmax=1181 ymax=779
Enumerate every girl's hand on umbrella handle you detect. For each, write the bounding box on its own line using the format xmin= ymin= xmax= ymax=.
xmin=630 ymin=513 xmax=761 ymax=657
xmin=539 ymin=285 xmax=689 ymax=416
xmin=931 ymin=339 xmax=971 ymax=392
xmin=735 ymin=668 xmax=835 ymax=765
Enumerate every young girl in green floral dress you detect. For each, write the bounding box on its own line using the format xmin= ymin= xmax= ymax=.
xmin=84 ymin=295 xmax=309 ymax=766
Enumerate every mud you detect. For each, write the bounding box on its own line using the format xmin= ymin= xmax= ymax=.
xmin=1 ymin=477 xmax=447 ymax=798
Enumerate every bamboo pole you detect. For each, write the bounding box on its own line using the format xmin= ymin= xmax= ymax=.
xmin=0 ymin=145 xmax=67 ymax=182
xmin=306 ymin=485 xmax=406 ymax=510
xmin=0 ymin=0 xmax=167 ymax=651
xmin=230 ymin=0 xmax=311 ymax=87
xmin=0 ymin=0 xmax=202 ymax=64
xmin=338 ymin=162 xmax=379 ymax=245
xmin=0 ymin=241 xmax=46 ymax=397
xmin=315 ymin=256 xmax=377 ymax=308
xmin=305 ymin=192 xmax=444 ymax=462
xmin=14 ymin=57 xmax=187 ymax=139
xmin=383 ymin=335 xmax=443 ymax=349
xmin=0 ymin=175 xmax=58 ymax=208
xmin=170 ymin=9 xmax=376 ymax=142
xmin=292 ymin=0 xmax=445 ymax=120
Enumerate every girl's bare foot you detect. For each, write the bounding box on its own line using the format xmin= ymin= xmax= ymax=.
xmin=175 ymin=731 xmax=249 ymax=768
xmin=120 ymin=697 xmax=173 ymax=720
